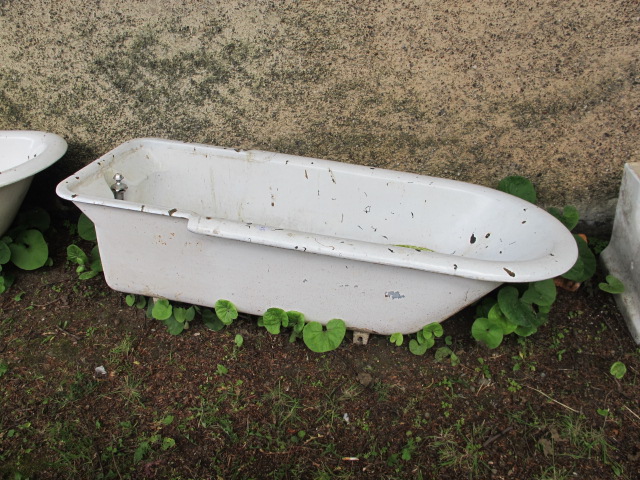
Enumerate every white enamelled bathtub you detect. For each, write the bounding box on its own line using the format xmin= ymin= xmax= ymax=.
xmin=1 ymin=131 xmax=67 ymax=235
xmin=56 ymin=138 xmax=578 ymax=335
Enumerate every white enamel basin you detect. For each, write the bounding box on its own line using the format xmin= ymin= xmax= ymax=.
xmin=0 ymin=131 xmax=68 ymax=235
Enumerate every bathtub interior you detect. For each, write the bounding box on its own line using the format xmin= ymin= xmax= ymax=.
xmin=0 ymin=137 xmax=49 ymax=172
xmin=66 ymin=140 xmax=569 ymax=266
xmin=0 ymin=131 xmax=68 ymax=187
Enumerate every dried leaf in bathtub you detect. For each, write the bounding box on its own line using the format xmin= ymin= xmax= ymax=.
xmin=78 ymin=213 xmax=97 ymax=242
xmin=9 ymin=229 xmax=49 ymax=271
xmin=303 ymin=319 xmax=346 ymax=353
xmin=152 ymin=299 xmax=173 ymax=321
xmin=471 ymin=317 xmax=504 ymax=349
xmin=262 ymin=308 xmax=288 ymax=335
xmin=214 ymin=300 xmax=238 ymax=325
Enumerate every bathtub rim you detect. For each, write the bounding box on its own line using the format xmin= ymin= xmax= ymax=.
xmin=0 ymin=130 xmax=68 ymax=188
xmin=56 ymin=137 xmax=579 ymax=284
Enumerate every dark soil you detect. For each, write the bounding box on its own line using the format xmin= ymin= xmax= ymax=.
xmin=1 ymin=207 xmax=639 ymax=479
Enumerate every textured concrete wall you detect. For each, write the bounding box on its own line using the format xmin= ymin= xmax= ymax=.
xmin=1 ymin=1 xmax=638 ymax=224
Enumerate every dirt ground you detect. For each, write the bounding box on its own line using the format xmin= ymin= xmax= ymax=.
xmin=0 ymin=203 xmax=639 ymax=479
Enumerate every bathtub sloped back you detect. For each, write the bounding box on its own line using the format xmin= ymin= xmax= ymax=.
xmin=57 ymin=138 xmax=578 ymax=334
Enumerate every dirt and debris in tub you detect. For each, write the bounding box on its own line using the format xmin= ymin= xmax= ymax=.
xmin=0 ymin=212 xmax=638 ymax=479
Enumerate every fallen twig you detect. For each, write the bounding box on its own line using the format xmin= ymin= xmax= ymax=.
xmin=622 ymin=405 xmax=640 ymax=422
xmin=483 ymin=426 xmax=513 ymax=448
xmin=524 ymin=385 xmax=579 ymax=414
xmin=55 ymin=325 xmax=81 ymax=341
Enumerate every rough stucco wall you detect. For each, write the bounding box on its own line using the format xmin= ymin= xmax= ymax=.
xmin=1 ymin=0 xmax=638 ymax=224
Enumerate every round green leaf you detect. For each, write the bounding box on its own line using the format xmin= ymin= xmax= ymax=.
xmin=548 ymin=205 xmax=579 ymax=231
xmin=79 ymin=270 xmax=100 ymax=280
xmin=488 ymin=303 xmax=518 ymax=335
xmin=133 ymin=295 xmax=147 ymax=309
xmin=497 ymin=176 xmax=537 ymax=204
xmin=435 ymin=346 xmax=453 ymax=362
xmin=610 ymin=361 xmax=627 ymax=379
xmin=409 ymin=336 xmax=434 ymax=355
xmin=497 ymin=286 xmax=536 ymax=327
xmin=263 ymin=307 xmax=287 ymax=335
xmin=0 ymin=241 xmax=10 ymax=264
xmin=164 ymin=315 xmax=185 ymax=335
xmin=162 ymin=437 xmax=176 ymax=450
xmin=125 ymin=295 xmax=136 ymax=307
xmin=152 ymin=299 xmax=173 ymax=321
xmin=9 ymin=229 xmax=49 ymax=270
xmin=202 ymin=308 xmax=224 ymax=331
xmin=174 ymin=307 xmax=190 ymax=323
xmin=0 ymin=273 xmax=14 ymax=293
xmin=471 ymin=317 xmax=504 ymax=349
xmin=515 ymin=324 xmax=538 ymax=337
xmin=521 ymin=279 xmax=557 ymax=307
xmin=287 ymin=311 xmax=306 ymax=333
xmin=599 ymin=275 xmax=625 ymax=294
xmin=78 ymin=213 xmax=97 ymax=242
xmin=390 ymin=333 xmax=404 ymax=346
xmin=302 ymin=319 xmax=346 ymax=353
xmin=214 ymin=299 xmax=238 ymax=325
xmin=67 ymin=244 xmax=88 ymax=266
xmin=562 ymin=235 xmax=596 ymax=283
xmin=423 ymin=323 xmax=444 ymax=338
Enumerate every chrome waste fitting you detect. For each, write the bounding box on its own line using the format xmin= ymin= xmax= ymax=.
xmin=110 ymin=173 xmax=128 ymax=200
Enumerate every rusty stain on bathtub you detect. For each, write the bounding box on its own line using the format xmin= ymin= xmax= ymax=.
xmin=503 ymin=268 xmax=516 ymax=277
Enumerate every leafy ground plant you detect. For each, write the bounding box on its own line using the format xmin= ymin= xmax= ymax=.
xmin=66 ymin=213 xmax=103 ymax=280
xmin=470 ymin=176 xmax=612 ymax=349
xmin=0 ymin=207 xmax=52 ymax=293
xmin=123 ymin=295 xmax=347 ymax=353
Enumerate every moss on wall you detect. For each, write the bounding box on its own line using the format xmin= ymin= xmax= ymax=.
xmin=1 ymin=0 xmax=638 ymax=222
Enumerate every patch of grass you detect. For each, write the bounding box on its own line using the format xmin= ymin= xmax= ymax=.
xmin=56 ymin=371 xmax=99 ymax=409
xmin=112 ymin=375 xmax=145 ymax=407
xmin=429 ymin=421 xmax=490 ymax=478
xmin=508 ymin=409 xmax=624 ymax=476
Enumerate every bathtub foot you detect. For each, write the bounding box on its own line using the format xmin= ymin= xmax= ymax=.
xmin=353 ymin=332 xmax=369 ymax=345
